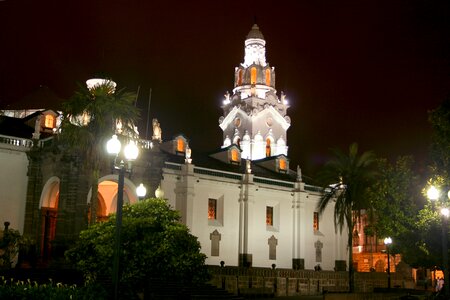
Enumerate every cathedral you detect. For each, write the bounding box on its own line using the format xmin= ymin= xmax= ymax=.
xmin=0 ymin=24 xmax=348 ymax=271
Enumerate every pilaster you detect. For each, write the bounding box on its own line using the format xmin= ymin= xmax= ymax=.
xmin=238 ymin=173 xmax=254 ymax=267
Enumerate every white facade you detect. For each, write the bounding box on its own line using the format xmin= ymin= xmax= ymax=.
xmin=158 ymin=24 xmax=348 ymax=270
xmin=161 ymin=162 xmax=347 ymax=270
xmin=0 ymin=136 xmax=31 ymax=233
xmin=219 ymin=24 xmax=290 ymax=161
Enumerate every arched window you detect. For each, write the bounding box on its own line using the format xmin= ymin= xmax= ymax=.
xmin=238 ymin=69 xmax=243 ymax=86
xmin=231 ymin=149 xmax=239 ymax=162
xmin=251 ymin=67 xmax=257 ymax=85
xmin=266 ymin=139 xmax=271 ymax=157
xmin=265 ymin=69 xmax=271 ymax=86
xmin=177 ymin=138 xmax=185 ymax=152
xmin=44 ymin=114 xmax=54 ymax=128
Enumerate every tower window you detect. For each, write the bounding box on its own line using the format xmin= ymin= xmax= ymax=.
xmin=208 ymin=199 xmax=217 ymax=220
xmin=177 ymin=138 xmax=185 ymax=153
xmin=313 ymin=212 xmax=319 ymax=231
xmin=265 ymin=69 xmax=271 ymax=86
xmin=44 ymin=115 xmax=54 ymax=128
xmin=238 ymin=69 xmax=243 ymax=86
xmin=266 ymin=206 xmax=273 ymax=226
xmin=251 ymin=67 xmax=257 ymax=85
xmin=266 ymin=139 xmax=271 ymax=157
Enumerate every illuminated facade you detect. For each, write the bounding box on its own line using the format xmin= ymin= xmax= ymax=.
xmin=219 ymin=24 xmax=289 ymax=160
xmin=0 ymin=24 xmax=348 ymax=271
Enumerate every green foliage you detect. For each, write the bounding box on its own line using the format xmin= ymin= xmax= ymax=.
xmin=58 ymin=80 xmax=140 ymax=224
xmin=317 ymin=143 xmax=377 ymax=233
xmin=317 ymin=143 xmax=376 ymax=292
xmin=366 ymin=156 xmax=437 ymax=267
xmin=407 ymin=99 xmax=450 ymax=269
xmin=0 ymin=226 xmax=22 ymax=269
xmin=369 ymin=156 xmax=420 ymax=238
xmin=0 ymin=277 xmax=108 ymax=300
xmin=66 ymin=198 xmax=208 ymax=296
xmin=428 ymin=98 xmax=450 ymax=182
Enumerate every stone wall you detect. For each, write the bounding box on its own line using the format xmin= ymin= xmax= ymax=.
xmin=208 ymin=266 xmax=414 ymax=296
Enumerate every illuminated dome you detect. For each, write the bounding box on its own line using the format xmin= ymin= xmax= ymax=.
xmin=246 ymin=24 xmax=265 ymax=40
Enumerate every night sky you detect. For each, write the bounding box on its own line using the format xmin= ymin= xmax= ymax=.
xmin=1 ymin=1 xmax=449 ymax=177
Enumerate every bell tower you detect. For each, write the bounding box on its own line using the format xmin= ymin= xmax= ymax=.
xmin=219 ymin=24 xmax=291 ymax=160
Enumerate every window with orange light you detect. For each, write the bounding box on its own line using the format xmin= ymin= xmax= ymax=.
xmin=313 ymin=212 xmax=319 ymax=231
xmin=251 ymin=67 xmax=257 ymax=85
xmin=238 ymin=69 xmax=243 ymax=85
xmin=177 ymin=138 xmax=185 ymax=152
xmin=231 ymin=149 xmax=239 ymax=162
xmin=266 ymin=206 xmax=273 ymax=226
xmin=265 ymin=69 xmax=271 ymax=86
xmin=44 ymin=115 xmax=54 ymax=128
xmin=279 ymin=159 xmax=286 ymax=170
xmin=266 ymin=139 xmax=271 ymax=157
xmin=208 ymin=199 xmax=217 ymax=220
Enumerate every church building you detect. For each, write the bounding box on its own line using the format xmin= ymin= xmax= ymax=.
xmin=0 ymin=24 xmax=348 ymax=271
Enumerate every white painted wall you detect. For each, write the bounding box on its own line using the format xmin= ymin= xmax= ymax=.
xmin=0 ymin=145 xmax=29 ymax=233
xmin=161 ymin=163 xmax=348 ymax=271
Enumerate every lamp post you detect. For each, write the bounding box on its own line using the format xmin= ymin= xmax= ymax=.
xmin=384 ymin=237 xmax=392 ymax=289
xmin=427 ymin=185 xmax=450 ymax=298
xmin=106 ymin=135 xmax=139 ymax=300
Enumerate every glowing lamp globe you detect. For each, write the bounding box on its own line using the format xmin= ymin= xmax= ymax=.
xmin=384 ymin=237 xmax=392 ymax=245
xmin=124 ymin=141 xmax=139 ymax=160
xmin=136 ymin=183 xmax=147 ymax=198
xmin=155 ymin=185 xmax=165 ymax=199
xmin=427 ymin=186 xmax=440 ymax=201
xmin=441 ymin=208 xmax=450 ymax=218
xmin=107 ymin=135 xmax=121 ymax=155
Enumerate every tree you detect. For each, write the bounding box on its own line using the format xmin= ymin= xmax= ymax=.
xmin=428 ymin=98 xmax=450 ymax=184
xmin=367 ymin=156 xmax=426 ymax=266
xmin=59 ymin=80 xmax=139 ymax=224
xmin=317 ymin=143 xmax=376 ymax=292
xmin=65 ymin=198 xmax=208 ymax=298
xmin=411 ymin=99 xmax=450 ymax=269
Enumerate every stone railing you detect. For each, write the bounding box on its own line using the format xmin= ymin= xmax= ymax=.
xmin=0 ymin=135 xmax=55 ymax=149
xmin=0 ymin=134 xmax=34 ymax=148
xmin=208 ymin=266 xmax=414 ymax=296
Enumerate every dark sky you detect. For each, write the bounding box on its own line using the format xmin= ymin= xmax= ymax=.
xmin=1 ymin=0 xmax=449 ymax=176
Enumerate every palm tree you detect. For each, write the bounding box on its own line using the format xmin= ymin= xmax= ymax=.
xmin=59 ymin=79 xmax=139 ymax=224
xmin=317 ymin=143 xmax=376 ymax=292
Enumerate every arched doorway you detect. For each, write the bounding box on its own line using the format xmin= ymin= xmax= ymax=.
xmin=88 ymin=175 xmax=139 ymax=221
xmin=39 ymin=177 xmax=60 ymax=261
xmin=375 ymin=259 xmax=385 ymax=272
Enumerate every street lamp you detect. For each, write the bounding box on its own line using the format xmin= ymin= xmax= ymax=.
xmin=136 ymin=183 xmax=147 ymax=200
xmin=384 ymin=237 xmax=392 ymax=289
xmin=106 ymin=134 xmax=139 ymax=300
xmin=427 ymin=185 xmax=450 ymax=298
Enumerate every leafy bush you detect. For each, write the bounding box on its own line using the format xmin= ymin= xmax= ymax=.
xmin=0 ymin=223 xmax=21 ymax=269
xmin=0 ymin=276 xmax=108 ymax=299
xmin=66 ymin=198 xmax=209 ymax=297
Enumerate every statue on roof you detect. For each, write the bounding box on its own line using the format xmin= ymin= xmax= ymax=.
xmin=152 ymin=118 xmax=162 ymax=142
xmin=297 ymin=165 xmax=302 ymax=182
xmin=32 ymin=114 xmax=42 ymax=140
